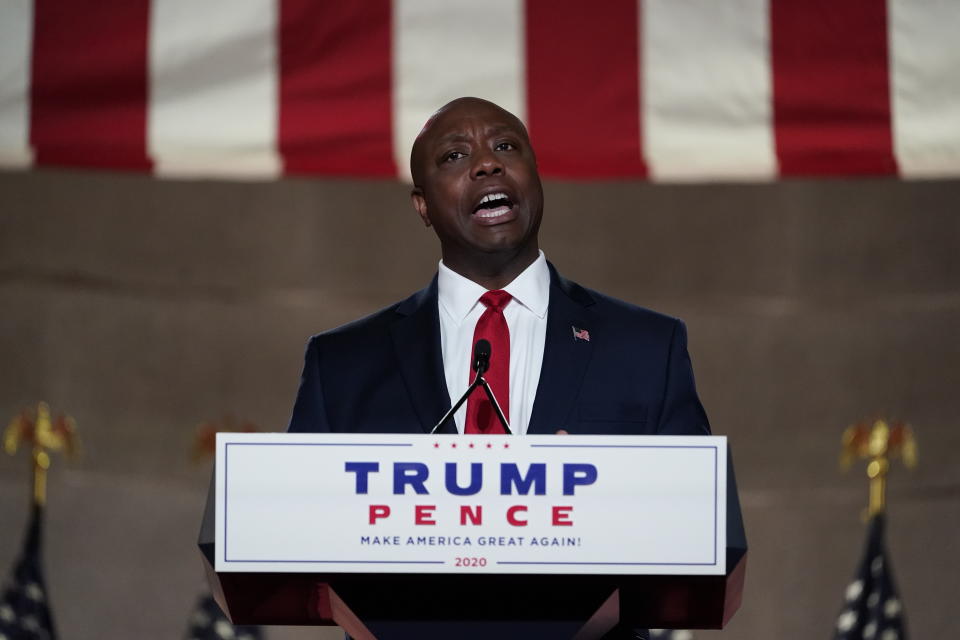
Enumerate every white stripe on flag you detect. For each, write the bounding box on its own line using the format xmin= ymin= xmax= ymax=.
xmin=392 ymin=0 xmax=525 ymax=182
xmin=642 ymin=0 xmax=776 ymax=181
xmin=0 ymin=0 xmax=34 ymax=168
xmin=148 ymin=0 xmax=279 ymax=179
xmin=889 ymin=0 xmax=960 ymax=178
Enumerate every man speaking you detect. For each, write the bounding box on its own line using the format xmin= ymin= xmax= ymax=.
xmin=288 ymin=96 xmax=710 ymax=441
xmin=287 ymin=97 xmax=711 ymax=639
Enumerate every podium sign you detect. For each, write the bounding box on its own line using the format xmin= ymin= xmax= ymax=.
xmin=215 ymin=433 xmax=726 ymax=576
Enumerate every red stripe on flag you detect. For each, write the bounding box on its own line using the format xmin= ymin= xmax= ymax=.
xmin=771 ymin=0 xmax=896 ymax=176
xmin=279 ymin=0 xmax=394 ymax=177
xmin=526 ymin=0 xmax=647 ymax=178
xmin=30 ymin=0 xmax=150 ymax=170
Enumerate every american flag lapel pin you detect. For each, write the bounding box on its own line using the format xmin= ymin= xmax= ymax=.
xmin=572 ymin=326 xmax=590 ymax=342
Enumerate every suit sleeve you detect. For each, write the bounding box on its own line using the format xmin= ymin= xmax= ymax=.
xmin=656 ymin=320 xmax=711 ymax=435
xmin=287 ymin=336 xmax=332 ymax=433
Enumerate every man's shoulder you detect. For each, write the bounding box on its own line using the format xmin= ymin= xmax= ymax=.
xmin=312 ymin=303 xmax=399 ymax=339
xmin=558 ymin=273 xmax=683 ymax=337
xmin=306 ymin=285 xmax=431 ymax=347
xmin=591 ymin=287 xmax=680 ymax=326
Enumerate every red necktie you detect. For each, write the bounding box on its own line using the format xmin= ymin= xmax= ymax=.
xmin=465 ymin=290 xmax=511 ymax=434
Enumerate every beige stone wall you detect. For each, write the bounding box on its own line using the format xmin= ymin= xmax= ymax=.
xmin=1 ymin=169 xmax=958 ymax=638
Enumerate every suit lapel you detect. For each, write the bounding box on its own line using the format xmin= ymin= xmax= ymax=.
xmin=526 ymin=266 xmax=595 ymax=434
xmin=389 ymin=277 xmax=455 ymax=434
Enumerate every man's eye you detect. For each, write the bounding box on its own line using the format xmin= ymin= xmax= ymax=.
xmin=495 ymin=142 xmax=516 ymax=151
xmin=444 ymin=151 xmax=466 ymax=162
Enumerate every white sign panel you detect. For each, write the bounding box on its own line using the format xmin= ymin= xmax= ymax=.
xmin=215 ymin=433 xmax=726 ymax=576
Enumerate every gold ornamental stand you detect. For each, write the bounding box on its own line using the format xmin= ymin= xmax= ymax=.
xmin=4 ymin=402 xmax=80 ymax=507
xmin=840 ymin=418 xmax=917 ymax=517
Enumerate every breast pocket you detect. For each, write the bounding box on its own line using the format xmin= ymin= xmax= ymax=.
xmin=576 ymin=403 xmax=649 ymax=435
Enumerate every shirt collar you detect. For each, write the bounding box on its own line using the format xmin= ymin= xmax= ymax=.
xmin=438 ymin=251 xmax=550 ymax=324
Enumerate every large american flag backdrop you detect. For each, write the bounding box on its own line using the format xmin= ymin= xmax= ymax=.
xmin=1 ymin=0 xmax=958 ymax=182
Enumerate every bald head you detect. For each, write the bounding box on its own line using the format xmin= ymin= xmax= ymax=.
xmin=406 ymin=96 xmax=543 ymax=290
xmin=409 ymin=97 xmax=532 ymax=185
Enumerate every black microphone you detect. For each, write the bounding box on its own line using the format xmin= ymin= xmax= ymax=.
xmin=473 ymin=339 xmax=491 ymax=375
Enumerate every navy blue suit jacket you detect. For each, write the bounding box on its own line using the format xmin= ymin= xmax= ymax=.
xmin=288 ymin=264 xmax=709 ymax=437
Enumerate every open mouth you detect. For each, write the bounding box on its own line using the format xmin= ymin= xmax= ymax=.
xmin=472 ymin=192 xmax=514 ymax=219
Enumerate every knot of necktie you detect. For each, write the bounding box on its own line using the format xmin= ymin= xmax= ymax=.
xmin=480 ymin=290 xmax=512 ymax=312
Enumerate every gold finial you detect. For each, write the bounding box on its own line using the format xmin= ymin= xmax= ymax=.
xmin=4 ymin=402 xmax=80 ymax=506
xmin=192 ymin=414 xmax=259 ymax=463
xmin=840 ymin=418 xmax=917 ymax=517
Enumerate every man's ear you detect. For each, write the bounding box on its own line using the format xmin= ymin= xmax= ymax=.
xmin=411 ymin=188 xmax=431 ymax=227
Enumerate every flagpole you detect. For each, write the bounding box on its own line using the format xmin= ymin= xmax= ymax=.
xmin=1 ymin=401 xmax=77 ymax=640
xmin=833 ymin=417 xmax=916 ymax=639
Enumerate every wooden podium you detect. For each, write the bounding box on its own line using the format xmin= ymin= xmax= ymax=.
xmin=198 ymin=433 xmax=747 ymax=639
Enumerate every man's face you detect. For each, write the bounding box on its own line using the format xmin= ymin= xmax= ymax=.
xmin=411 ymin=99 xmax=543 ymax=268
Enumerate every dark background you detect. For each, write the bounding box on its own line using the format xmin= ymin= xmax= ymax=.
xmin=1 ymin=168 xmax=957 ymax=638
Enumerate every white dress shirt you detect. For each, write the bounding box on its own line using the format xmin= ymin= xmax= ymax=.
xmin=437 ymin=251 xmax=550 ymax=435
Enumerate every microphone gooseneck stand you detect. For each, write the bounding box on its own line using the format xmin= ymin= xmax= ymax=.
xmin=430 ymin=339 xmax=511 ymax=435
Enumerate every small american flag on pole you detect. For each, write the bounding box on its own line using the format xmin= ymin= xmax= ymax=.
xmin=572 ymin=326 xmax=590 ymax=342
